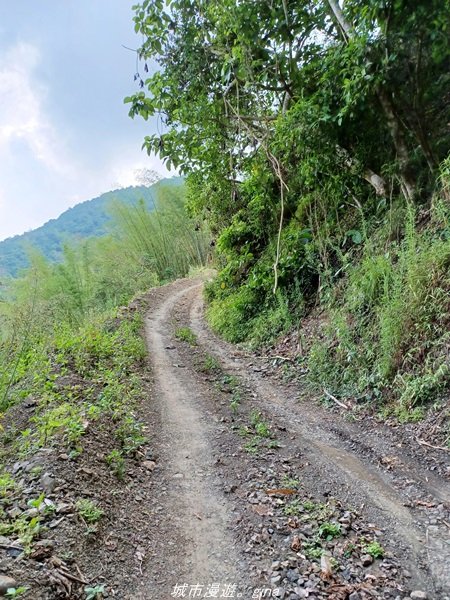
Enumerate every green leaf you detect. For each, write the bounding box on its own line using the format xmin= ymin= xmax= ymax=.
xmin=346 ymin=230 xmax=363 ymax=244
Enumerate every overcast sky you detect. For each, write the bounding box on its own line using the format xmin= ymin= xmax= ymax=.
xmin=0 ymin=1 xmax=168 ymax=241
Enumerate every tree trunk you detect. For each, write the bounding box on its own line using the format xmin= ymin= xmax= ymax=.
xmin=363 ymin=168 xmax=387 ymax=197
xmin=327 ymin=0 xmax=351 ymax=39
xmin=377 ymin=90 xmax=416 ymax=201
xmin=337 ymin=145 xmax=387 ymax=196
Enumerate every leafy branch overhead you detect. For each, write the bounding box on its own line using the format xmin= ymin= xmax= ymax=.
xmin=126 ymin=0 xmax=449 ymax=195
xmin=126 ymin=0 xmax=449 ymax=294
xmin=126 ymin=1 xmax=450 ymax=409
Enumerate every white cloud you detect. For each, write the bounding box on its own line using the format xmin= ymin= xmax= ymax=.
xmin=0 ymin=41 xmax=72 ymax=175
xmin=0 ymin=40 xmax=170 ymax=241
xmin=109 ymin=157 xmax=171 ymax=190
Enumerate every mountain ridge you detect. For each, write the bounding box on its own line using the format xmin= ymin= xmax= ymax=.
xmin=0 ymin=177 xmax=182 ymax=277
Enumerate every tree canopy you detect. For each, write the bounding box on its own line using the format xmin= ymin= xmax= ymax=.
xmin=126 ymin=0 xmax=449 ymax=202
xmin=126 ymin=0 xmax=450 ymax=408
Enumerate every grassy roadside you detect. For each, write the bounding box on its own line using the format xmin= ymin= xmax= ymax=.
xmin=205 ymin=202 xmax=450 ymax=434
xmin=0 ymin=299 xmax=151 ymax=597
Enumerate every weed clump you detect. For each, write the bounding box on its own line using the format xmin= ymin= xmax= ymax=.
xmin=76 ymin=499 xmax=103 ymax=524
xmin=175 ymin=327 xmax=198 ymax=346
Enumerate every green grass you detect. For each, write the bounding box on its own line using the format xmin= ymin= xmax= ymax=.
xmin=0 ymin=472 xmax=17 ymax=498
xmin=76 ymin=499 xmax=104 ymax=524
xmin=175 ymin=327 xmax=198 ymax=346
xmin=239 ymin=410 xmax=276 ymax=453
xmin=0 ymin=311 xmax=148 ymax=462
xmin=280 ymin=475 xmax=300 ymax=489
xmin=5 ymin=587 xmax=28 ymax=598
xmin=106 ymin=449 xmax=126 ymax=480
xmin=318 ymin=521 xmax=341 ymax=540
xmin=85 ymin=585 xmax=106 ymax=600
xmin=243 ymin=438 xmax=260 ymax=454
xmin=250 ymin=411 xmax=271 ymax=437
xmin=283 ymin=499 xmax=303 ymax=516
xmin=206 ymin=284 xmax=294 ymax=348
xmin=363 ymin=540 xmax=384 ymax=558
xmin=0 ymin=515 xmax=42 ymax=554
xmin=307 ymin=207 xmax=450 ymax=415
xmin=200 ymin=353 xmax=221 ymax=372
xmin=303 ymin=541 xmax=323 ymax=560
xmin=204 ymin=181 xmax=450 ymax=422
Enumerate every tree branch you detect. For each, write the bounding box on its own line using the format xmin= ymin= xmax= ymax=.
xmin=337 ymin=145 xmax=387 ymax=196
xmin=326 ymin=2 xmax=416 ymax=200
xmin=327 ymin=0 xmax=352 ymax=41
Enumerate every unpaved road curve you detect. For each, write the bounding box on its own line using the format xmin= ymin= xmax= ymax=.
xmin=133 ymin=278 xmax=449 ymax=599
xmin=134 ymin=281 xmax=249 ymax=599
xmin=185 ymin=281 xmax=449 ymax=597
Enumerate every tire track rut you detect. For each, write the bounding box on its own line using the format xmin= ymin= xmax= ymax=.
xmin=185 ymin=283 xmax=450 ymax=598
xmin=133 ymin=279 xmax=449 ymax=599
xmin=137 ymin=281 xmax=247 ymax=598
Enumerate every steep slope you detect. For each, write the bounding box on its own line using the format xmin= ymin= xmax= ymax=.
xmin=0 ymin=177 xmax=183 ymax=277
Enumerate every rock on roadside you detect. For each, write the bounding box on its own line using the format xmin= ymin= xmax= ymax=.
xmin=0 ymin=575 xmax=17 ymax=595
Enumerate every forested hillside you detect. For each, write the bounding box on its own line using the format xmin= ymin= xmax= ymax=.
xmin=128 ymin=0 xmax=450 ymax=419
xmin=0 ymin=182 xmax=209 ymax=407
xmin=0 ymin=2 xmax=449 ymax=597
xmin=0 ymin=178 xmax=182 ymax=277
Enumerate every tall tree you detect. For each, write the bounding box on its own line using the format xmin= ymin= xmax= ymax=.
xmin=126 ymin=0 xmax=449 ymax=299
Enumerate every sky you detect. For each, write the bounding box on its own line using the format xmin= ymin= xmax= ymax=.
xmin=0 ymin=1 xmax=169 ymax=241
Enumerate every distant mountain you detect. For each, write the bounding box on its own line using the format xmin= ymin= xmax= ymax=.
xmin=0 ymin=177 xmax=183 ymax=277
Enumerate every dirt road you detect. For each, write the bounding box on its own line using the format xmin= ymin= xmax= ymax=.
xmin=135 ymin=278 xmax=450 ymax=600
xmin=142 ymin=282 xmax=247 ymax=597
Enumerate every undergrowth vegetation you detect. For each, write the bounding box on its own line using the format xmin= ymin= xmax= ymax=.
xmin=205 ymin=187 xmax=450 ymax=415
xmin=307 ymin=201 xmax=450 ymax=410
xmin=129 ymin=0 xmax=450 ymax=420
xmin=0 ymin=309 xmax=147 ymax=486
xmin=0 ymin=183 xmax=208 ymax=414
xmin=0 ymin=182 xmax=208 ymax=521
xmin=203 ymin=179 xmax=450 ymax=416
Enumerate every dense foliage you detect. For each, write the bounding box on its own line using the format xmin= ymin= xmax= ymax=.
xmin=128 ymin=0 xmax=450 ymax=413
